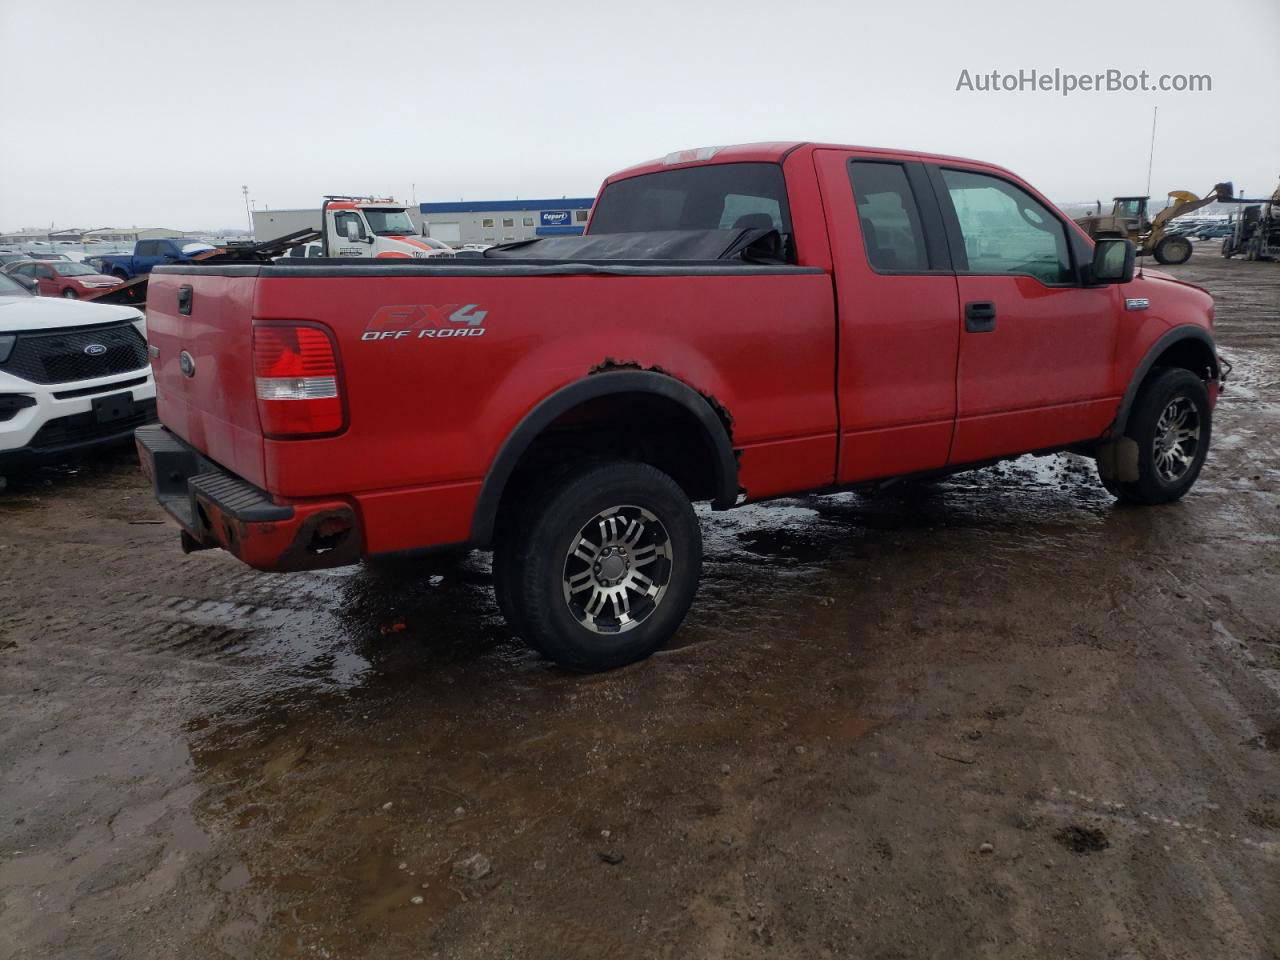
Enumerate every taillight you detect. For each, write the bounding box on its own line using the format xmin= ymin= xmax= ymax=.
xmin=253 ymin=324 xmax=345 ymax=437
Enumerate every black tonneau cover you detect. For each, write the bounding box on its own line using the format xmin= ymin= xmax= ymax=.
xmin=483 ymin=227 xmax=788 ymax=263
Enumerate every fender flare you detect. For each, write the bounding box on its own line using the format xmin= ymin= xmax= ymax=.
xmin=470 ymin=370 xmax=738 ymax=546
xmin=1111 ymin=326 xmax=1218 ymax=436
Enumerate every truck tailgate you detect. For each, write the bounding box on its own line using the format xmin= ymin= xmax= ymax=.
xmin=145 ymin=272 xmax=267 ymax=488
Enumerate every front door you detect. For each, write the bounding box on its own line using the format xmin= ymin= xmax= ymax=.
xmin=814 ymin=149 xmax=960 ymax=483
xmin=928 ymin=165 xmax=1123 ymax=464
xmin=329 ymin=210 xmax=372 ymax=258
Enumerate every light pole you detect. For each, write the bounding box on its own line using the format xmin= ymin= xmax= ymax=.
xmin=242 ymin=185 xmax=252 ymax=236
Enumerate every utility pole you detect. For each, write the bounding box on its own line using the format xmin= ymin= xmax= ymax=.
xmin=242 ymin=185 xmax=252 ymax=236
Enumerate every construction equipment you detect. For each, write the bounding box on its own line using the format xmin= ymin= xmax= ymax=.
xmin=1221 ymin=181 xmax=1280 ymax=261
xmin=1074 ymin=182 xmax=1234 ymax=265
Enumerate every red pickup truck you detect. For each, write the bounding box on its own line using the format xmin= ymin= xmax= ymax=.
xmin=137 ymin=142 xmax=1220 ymax=670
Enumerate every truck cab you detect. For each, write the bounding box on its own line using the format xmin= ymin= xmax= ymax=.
xmin=321 ymin=197 xmax=451 ymax=259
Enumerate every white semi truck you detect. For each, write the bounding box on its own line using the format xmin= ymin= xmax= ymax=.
xmin=253 ymin=197 xmax=454 ymax=259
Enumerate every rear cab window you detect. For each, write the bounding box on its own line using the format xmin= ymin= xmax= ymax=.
xmin=588 ymin=162 xmax=794 ymax=259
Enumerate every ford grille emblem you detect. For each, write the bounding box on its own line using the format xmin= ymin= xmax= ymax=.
xmin=83 ymin=343 xmax=108 ymax=356
xmin=179 ymin=350 xmax=196 ymax=378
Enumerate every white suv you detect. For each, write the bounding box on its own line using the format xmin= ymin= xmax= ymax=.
xmin=0 ymin=272 xmax=155 ymax=475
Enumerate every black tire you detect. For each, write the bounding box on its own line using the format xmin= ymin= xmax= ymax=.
xmin=1104 ymin=368 xmax=1211 ymax=505
xmin=1153 ymin=234 xmax=1193 ymax=265
xmin=112 ymin=269 xmax=129 ymax=281
xmin=61 ymin=288 xmax=78 ymax=298
xmin=492 ymin=459 xmax=702 ymax=671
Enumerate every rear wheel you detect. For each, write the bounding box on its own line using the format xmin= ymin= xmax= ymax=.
xmin=1153 ymin=234 xmax=1193 ymax=265
xmin=493 ymin=459 xmax=702 ymax=671
xmin=1102 ymin=367 xmax=1211 ymax=505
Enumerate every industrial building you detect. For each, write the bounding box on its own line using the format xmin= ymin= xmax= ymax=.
xmin=0 ymin=226 xmax=190 ymax=245
xmin=418 ymin=198 xmax=594 ymax=245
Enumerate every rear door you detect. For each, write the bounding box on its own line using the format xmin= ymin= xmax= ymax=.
xmin=927 ymin=165 xmax=1122 ymax=464
xmin=813 ymin=149 xmax=960 ymax=483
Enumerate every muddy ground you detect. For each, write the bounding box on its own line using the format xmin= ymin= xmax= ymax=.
xmin=2 ymin=247 xmax=1278 ymax=960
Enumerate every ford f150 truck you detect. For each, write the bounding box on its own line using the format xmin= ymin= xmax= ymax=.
xmin=99 ymin=238 xmax=219 ymax=281
xmin=136 ymin=142 xmax=1221 ymax=671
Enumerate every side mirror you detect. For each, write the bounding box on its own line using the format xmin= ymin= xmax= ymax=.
xmin=1089 ymin=238 xmax=1135 ymax=284
xmin=345 ymin=221 xmax=360 ymax=242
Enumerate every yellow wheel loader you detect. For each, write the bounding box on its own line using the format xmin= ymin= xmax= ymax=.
xmin=1074 ymin=183 xmax=1233 ymax=265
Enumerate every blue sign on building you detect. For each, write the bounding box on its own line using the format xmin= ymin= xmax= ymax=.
xmin=540 ymin=210 xmax=573 ymax=227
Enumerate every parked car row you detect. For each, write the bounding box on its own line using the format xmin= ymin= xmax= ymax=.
xmin=3 ymin=259 xmax=124 ymax=298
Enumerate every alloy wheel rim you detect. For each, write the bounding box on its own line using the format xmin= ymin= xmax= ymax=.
xmin=562 ymin=505 xmax=672 ymax=634
xmin=1153 ymin=396 xmax=1201 ymax=483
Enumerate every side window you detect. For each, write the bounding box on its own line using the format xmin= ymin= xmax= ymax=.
xmin=136 ymin=240 xmax=157 ymax=256
xmin=847 ymin=162 xmax=929 ymax=272
xmin=332 ymin=211 xmax=366 ymax=241
xmin=939 ymin=169 xmax=1074 ymax=284
xmin=36 ymin=265 xmax=54 ymax=278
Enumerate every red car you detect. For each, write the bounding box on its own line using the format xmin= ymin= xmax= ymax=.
xmin=3 ymin=259 xmax=124 ymax=298
xmin=137 ymin=141 xmax=1221 ymax=670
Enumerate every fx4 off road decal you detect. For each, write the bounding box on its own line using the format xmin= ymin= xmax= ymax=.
xmin=361 ymin=303 xmax=488 ymax=341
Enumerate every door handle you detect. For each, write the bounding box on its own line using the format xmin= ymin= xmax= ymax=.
xmin=964 ymin=300 xmax=997 ymax=333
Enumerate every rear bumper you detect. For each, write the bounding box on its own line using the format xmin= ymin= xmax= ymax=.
xmin=135 ymin=423 xmax=362 ymax=572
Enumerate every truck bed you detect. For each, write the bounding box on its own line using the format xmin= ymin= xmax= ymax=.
xmin=145 ymin=256 xmax=836 ymax=557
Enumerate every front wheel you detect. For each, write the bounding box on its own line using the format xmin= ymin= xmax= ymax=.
xmin=61 ymin=288 xmax=78 ymax=298
xmin=1153 ymin=234 xmax=1193 ymax=265
xmin=493 ymin=460 xmax=702 ymax=671
xmin=1102 ymin=367 xmax=1211 ymax=505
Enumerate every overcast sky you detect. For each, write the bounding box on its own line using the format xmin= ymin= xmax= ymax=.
xmin=1 ymin=0 xmax=1277 ymax=232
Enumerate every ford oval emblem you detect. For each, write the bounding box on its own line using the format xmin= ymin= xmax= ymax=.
xmin=179 ymin=350 xmax=196 ymax=378
xmin=83 ymin=343 xmax=108 ymax=356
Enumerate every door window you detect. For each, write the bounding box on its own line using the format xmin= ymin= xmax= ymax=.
xmin=939 ymin=169 xmax=1074 ymax=284
xmin=35 ymin=265 xmax=54 ymax=279
xmin=848 ymin=162 xmax=929 ymax=272
xmin=137 ymin=240 xmax=160 ymax=256
xmin=332 ymin=211 xmax=366 ymax=241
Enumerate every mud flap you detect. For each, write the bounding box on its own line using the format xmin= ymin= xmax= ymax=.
xmin=1095 ymin=438 xmax=1140 ymax=483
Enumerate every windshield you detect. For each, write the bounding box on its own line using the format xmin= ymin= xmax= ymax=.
xmin=0 ymin=272 xmax=32 ymax=296
xmin=56 ymin=262 xmax=98 ymax=276
xmin=363 ymin=208 xmax=416 ymax=235
xmin=589 ymin=162 xmax=792 ymax=240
